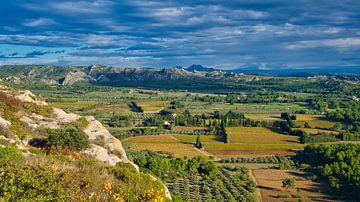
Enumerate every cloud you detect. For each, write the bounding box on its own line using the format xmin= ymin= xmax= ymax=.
xmin=23 ymin=0 xmax=114 ymax=15
xmin=23 ymin=18 xmax=57 ymax=27
xmin=286 ymin=38 xmax=360 ymax=49
xmin=0 ymin=0 xmax=359 ymax=68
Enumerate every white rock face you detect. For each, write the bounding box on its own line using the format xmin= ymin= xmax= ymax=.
xmin=15 ymin=90 xmax=48 ymax=106
xmin=62 ymin=71 xmax=92 ymax=85
xmin=20 ymin=114 xmax=59 ymax=130
xmin=0 ymin=116 xmax=11 ymax=128
xmin=83 ymin=116 xmax=129 ymax=163
xmin=83 ymin=144 xmax=122 ymax=166
xmin=53 ymin=108 xmax=79 ymax=123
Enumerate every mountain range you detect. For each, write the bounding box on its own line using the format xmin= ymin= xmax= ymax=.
xmin=0 ymin=64 xmax=359 ymax=89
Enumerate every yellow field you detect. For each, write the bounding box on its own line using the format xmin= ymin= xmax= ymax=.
xmin=91 ymin=103 xmax=132 ymax=113
xmin=227 ymin=127 xmax=300 ymax=144
xmin=298 ymin=128 xmax=338 ymax=134
xmin=51 ymin=101 xmax=99 ymax=111
xmin=298 ymin=119 xmax=336 ymax=129
xmin=137 ymin=100 xmax=168 ymax=112
xmin=203 ymin=127 xmax=303 ymax=158
xmin=253 ymin=169 xmax=334 ymax=201
xmin=172 ymin=134 xmax=220 ymax=143
xmin=246 ymin=114 xmax=282 ymax=121
xmin=173 ymin=126 xmax=208 ymax=131
xmin=122 ymin=134 xmax=206 ymax=158
xmin=122 ymin=127 xmax=305 ymax=158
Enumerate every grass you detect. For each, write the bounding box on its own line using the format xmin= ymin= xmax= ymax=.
xmin=122 ymin=134 xmax=206 ymax=158
xmin=201 ymin=127 xmax=303 ymax=158
xmin=298 ymin=128 xmax=338 ymax=134
xmin=298 ymin=119 xmax=336 ymax=129
xmin=172 ymin=134 xmax=220 ymax=143
xmin=50 ymin=101 xmax=99 ymax=111
xmin=252 ymin=169 xmax=335 ymax=202
xmin=90 ymin=103 xmax=132 ymax=113
xmin=246 ymin=114 xmax=282 ymax=121
xmin=186 ymin=103 xmax=306 ymax=115
xmin=227 ymin=127 xmax=300 ymax=144
xmin=137 ymin=100 xmax=168 ymax=113
xmin=173 ymin=126 xmax=208 ymax=131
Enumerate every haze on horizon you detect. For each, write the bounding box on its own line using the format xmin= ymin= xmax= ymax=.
xmin=0 ymin=0 xmax=359 ymax=70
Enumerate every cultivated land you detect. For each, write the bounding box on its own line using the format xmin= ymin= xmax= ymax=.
xmin=205 ymin=127 xmax=303 ymax=158
xmin=122 ymin=134 xmax=207 ymax=158
xmin=252 ymin=169 xmax=335 ymax=202
xmin=5 ymin=71 xmax=358 ymax=201
xmin=137 ymin=100 xmax=168 ymax=113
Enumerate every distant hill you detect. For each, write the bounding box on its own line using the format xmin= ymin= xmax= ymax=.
xmin=0 ymin=64 xmax=359 ymax=91
xmin=185 ymin=64 xmax=220 ymax=72
xmin=228 ymin=66 xmax=360 ymax=75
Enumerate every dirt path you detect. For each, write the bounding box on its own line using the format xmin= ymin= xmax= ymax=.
xmin=249 ymin=169 xmax=263 ymax=202
xmin=194 ymin=147 xmax=220 ymax=160
xmin=170 ymin=134 xmax=219 ymax=160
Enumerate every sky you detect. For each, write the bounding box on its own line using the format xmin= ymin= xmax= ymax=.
xmin=0 ymin=0 xmax=359 ymax=69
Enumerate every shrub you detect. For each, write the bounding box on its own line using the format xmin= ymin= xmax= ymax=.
xmin=47 ymin=126 xmax=90 ymax=151
xmin=24 ymin=103 xmax=53 ymax=117
xmin=0 ymin=164 xmax=69 ymax=201
xmin=74 ymin=116 xmax=90 ymax=129
xmin=0 ymin=146 xmax=22 ymax=164
xmin=282 ymin=177 xmax=296 ymax=190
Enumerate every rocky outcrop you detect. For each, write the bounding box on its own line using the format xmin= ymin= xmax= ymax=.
xmin=0 ymin=116 xmax=11 ymax=128
xmin=1 ymin=87 xmax=132 ymax=166
xmin=83 ymin=144 xmax=123 ymax=166
xmin=61 ymin=71 xmax=94 ymax=85
xmin=53 ymin=108 xmax=79 ymax=123
xmin=83 ymin=116 xmax=132 ymax=165
xmin=15 ymin=90 xmax=48 ymax=106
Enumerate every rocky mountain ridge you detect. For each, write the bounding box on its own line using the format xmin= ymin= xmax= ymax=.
xmin=0 ymin=64 xmax=257 ymax=86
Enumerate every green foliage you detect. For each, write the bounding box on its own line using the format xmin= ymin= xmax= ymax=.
xmin=47 ymin=126 xmax=90 ymax=151
xmin=74 ymin=116 xmax=90 ymax=129
xmin=300 ymin=144 xmax=360 ymax=199
xmin=195 ymin=135 xmax=203 ymax=149
xmin=129 ymin=150 xmax=253 ymax=201
xmin=282 ymin=177 xmax=296 ymax=190
xmin=0 ymin=164 xmax=69 ymax=201
xmin=0 ymin=146 xmax=22 ymax=164
xmin=24 ymin=103 xmax=53 ymax=117
xmin=219 ymin=155 xmax=293 ymax=164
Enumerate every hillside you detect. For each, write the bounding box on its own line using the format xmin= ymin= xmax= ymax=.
xmin=2 ymin=64 xmax=358 ymax=94
xmin=0 ymin=83 xmax=170 ymax=201
xmin=0 ymin=64 xmax=261 ymax=87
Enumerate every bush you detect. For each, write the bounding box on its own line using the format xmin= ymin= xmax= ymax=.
xmin=47 ymin=126 xmax=90 ymax=151
xmin=74 ymin=116 xmax=90 ymax=129
xmin=0 ymin=164 xmax=69 ymax=201
xmin=0 ymin=146 xmax=22 ymax=164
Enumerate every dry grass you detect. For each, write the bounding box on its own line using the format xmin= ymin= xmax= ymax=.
xmin=199 ymin=127 xmax=303 ymax=158
xmin=91 ymin=103 xmax=131 ymax=113
xmin=172 ymin=134 xmax=219 ymax=143
xmin=123 ymin=134 xmax=179 ymax=143
xmin=51 ymin=101 xmax=99 ymax=111
xmin=295 ymin=114 xmax=324 ymax=121
xmin=173 ymin=126 xmax=208 ymax=131
xmin=137 ymin=100 xmax=168 ymax=113
xmin=122 ymin=134 xmax=206 ymax=158
xmin=298 ymin=119 xmax=336 ymax=129
xmin=252 ymin=169 xmax=335 ymax=202
xmin=298 ymin=128 xmax=338 ymax=134
xmin=246 ymin=114 xmax=282 ymax=121
xmin=227 ymin=127 xmax=300 ymax=144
